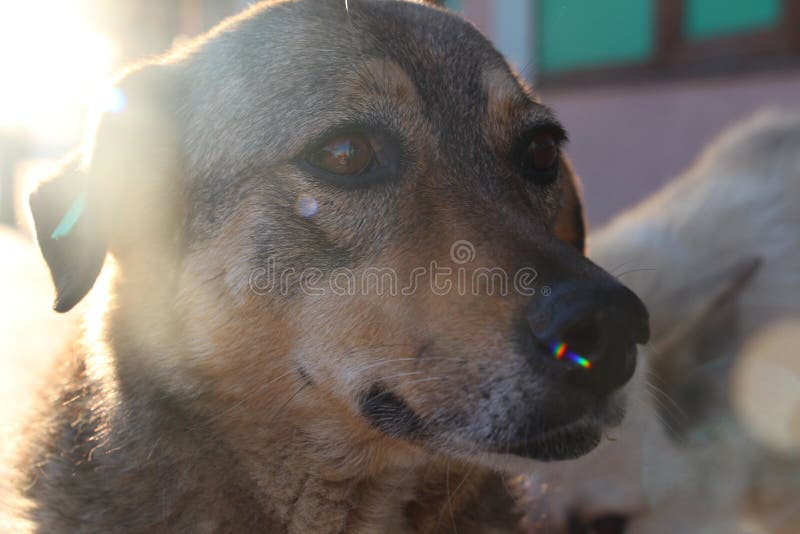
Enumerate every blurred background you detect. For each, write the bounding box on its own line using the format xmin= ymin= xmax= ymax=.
xmin=1 ymin=0 xmax=800 ymax=231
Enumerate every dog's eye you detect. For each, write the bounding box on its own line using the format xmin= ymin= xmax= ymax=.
xmin=529 ymin=132 xmax=558 ymax=170
xmin=307 ymin=134 xmax=374 ymax=176
xmin=300 ymin=130 xmax=400 ymax=189
xmin=521 ymin=131 xmax=560 ymax=186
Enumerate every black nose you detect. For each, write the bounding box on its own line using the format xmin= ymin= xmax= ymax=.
xmin=526 ymin=282 xmax=650 ymax=397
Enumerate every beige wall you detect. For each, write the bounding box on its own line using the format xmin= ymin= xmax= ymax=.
xmin=540 ymin=69 xmax=800 ymax=226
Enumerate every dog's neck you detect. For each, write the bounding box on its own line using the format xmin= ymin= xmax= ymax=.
xmin=173 ymin=376 xmax=523 ymax=532
xmin=224 ymin=419 xmax=522 ymax=533
xmin=24 ymin=345 xmax=523 ymax=533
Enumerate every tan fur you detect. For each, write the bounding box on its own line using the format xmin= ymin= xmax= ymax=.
xmin=347 ymin=59 xmax=421 ymax=107
xmin=483 ymin=67 xmax=532 ymax=145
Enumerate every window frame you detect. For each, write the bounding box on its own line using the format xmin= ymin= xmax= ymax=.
xmin=538 ymin=0 xmax=800 ymax=88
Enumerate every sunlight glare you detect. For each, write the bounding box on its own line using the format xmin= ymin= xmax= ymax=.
xmin=0 ymin=0 xmax=116 ymax=142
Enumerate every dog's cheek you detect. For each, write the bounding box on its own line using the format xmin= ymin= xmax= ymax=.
xmin=130 ymin=223 xmax=300 ymax=413
xmin=290 ymin=294 xmax=409 ymax=399
xmin=178 ymin=277 xmax=296 ymax=397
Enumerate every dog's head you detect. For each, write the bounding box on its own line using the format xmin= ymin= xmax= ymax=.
xmin=30 ymin=0 xmax=648 ymax=469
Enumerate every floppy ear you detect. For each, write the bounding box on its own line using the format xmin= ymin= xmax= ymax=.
xmin=647 ymin=257 xmax=761 ymax=437
xmin=30 ymin=64 xmax=182 ymax=312
xmin=651 ymin=257 xmax=762 ymax=370
xmin=30 ymin=153 xmax=106 ymax=312
xmin=554 ymin=156 xmax=587 ymax=253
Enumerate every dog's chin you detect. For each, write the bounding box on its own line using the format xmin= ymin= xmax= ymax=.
xmin=449 ymin=422 xmax=605 ymax=475
xmin=470 ymin=395 xmax=629 ymax=469
xmin=504 ymin=421 xmax=604 ymax=462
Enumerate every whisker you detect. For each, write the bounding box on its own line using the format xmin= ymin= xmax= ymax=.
xmin=446 ymin=460 xmax=458 ymax=534
xmin=369 ymin=371 xmax=426 ymax=382
xmin=643 ymin=368 xmax=669 ymax=387
xmin=645 ymin=380 xmax=688 ymax=422
xmin=607 ymin=258 xmax=640 ymax=276
xmin=271 ymin=381 xmax=312 ymax=418
xmin=641 ymin=389 xmax=682 ymax=436
xmin=614 ymin=267 xmax=657 ymax=280
xmin=400 ymin=376 xmax=453 ymax=388
xmin=204 ymin=367 xmax=297 ymax=424
xmin=336 ymin=356 xmax=467 ymax=383
xmin=339 ymin=343 xmax=417 ymax=357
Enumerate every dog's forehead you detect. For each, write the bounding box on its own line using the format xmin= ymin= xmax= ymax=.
xmin=189 ymin=0 xmax=527 ymax=133
xmin=355 ymin=1 xmax=514 ymax=92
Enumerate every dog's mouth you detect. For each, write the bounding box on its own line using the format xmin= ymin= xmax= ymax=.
xmin=500 ymin=420 xmax=605 ymax=461
xmin=360 ymin=384 xmax=430 ymax=440
xmin=359 ymin=380 xmax=627 ymax=462
xmin=491 ymin=394 xmax=626 ymax=461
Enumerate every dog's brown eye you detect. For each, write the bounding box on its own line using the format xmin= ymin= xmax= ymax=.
xmin=300 ymin=130 xmax=400 ymax=189
xmin=307 ymin=134 xmax=373 ymax=175
xmin=521 ymin=130 xmax=561 ymax=186
xmin=529 ymin=132 xmax=558 ymax=170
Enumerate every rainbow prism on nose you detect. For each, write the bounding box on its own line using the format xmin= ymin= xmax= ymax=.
xmin=550 ymin=341 xmax=592 ymax=369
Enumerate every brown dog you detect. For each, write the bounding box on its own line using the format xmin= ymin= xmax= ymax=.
xmin=8 ymin=1 xmax=649 ymax=531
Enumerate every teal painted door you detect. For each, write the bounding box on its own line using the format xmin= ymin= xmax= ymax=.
xmin=537 ymin=0 xmax=656 ymax=73
xmin=685 ymin=0 xmax=783 ymax=40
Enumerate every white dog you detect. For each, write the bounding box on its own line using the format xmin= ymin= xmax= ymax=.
xmin=528 ymin=110 xmax=800 ymax=533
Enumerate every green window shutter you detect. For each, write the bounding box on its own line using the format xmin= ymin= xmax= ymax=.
xmin=684 ymin=0 xmax=782 ymax=40
xmin=537 ymin=0 xmax=656 ymax=74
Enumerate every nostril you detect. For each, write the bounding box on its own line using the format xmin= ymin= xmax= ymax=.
xmin=565 ymin=345 xmax=637 ymax=397
xmin=562 ymin=316 xmax=603 ymax=356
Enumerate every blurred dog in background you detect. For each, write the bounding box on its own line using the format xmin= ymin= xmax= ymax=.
xmin=530 ymin=110 xmax=800 ymax=533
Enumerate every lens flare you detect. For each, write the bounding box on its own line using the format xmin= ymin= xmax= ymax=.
xmin=570 ymin=354 xmax=592 ymax=369
xmin=103 ymin=87 xmax=127 ymax=114
xmin=295 ymin=194 xmax=319 ymax=218
xmin=0 ymin=0 xmax=117 ymax=141
xmin=51 ymin=192 xmax=87 ymax=240
xmin=550 ymin=342 xmax=592 ymax=369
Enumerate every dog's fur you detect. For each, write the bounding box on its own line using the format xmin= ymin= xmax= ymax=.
xmin=531 ymin=110 xmax=800 ymax=533
xmin=0 ymin=228 xmax=80 ymax=495
xmin=3 ymin=1 xmax=651 ymax=532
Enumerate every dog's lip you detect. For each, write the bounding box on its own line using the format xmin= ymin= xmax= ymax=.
xmin=495 ymin=396 xmax=626 ymax=461
xmin=502 ymin=420 xmax=603 ymax=461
